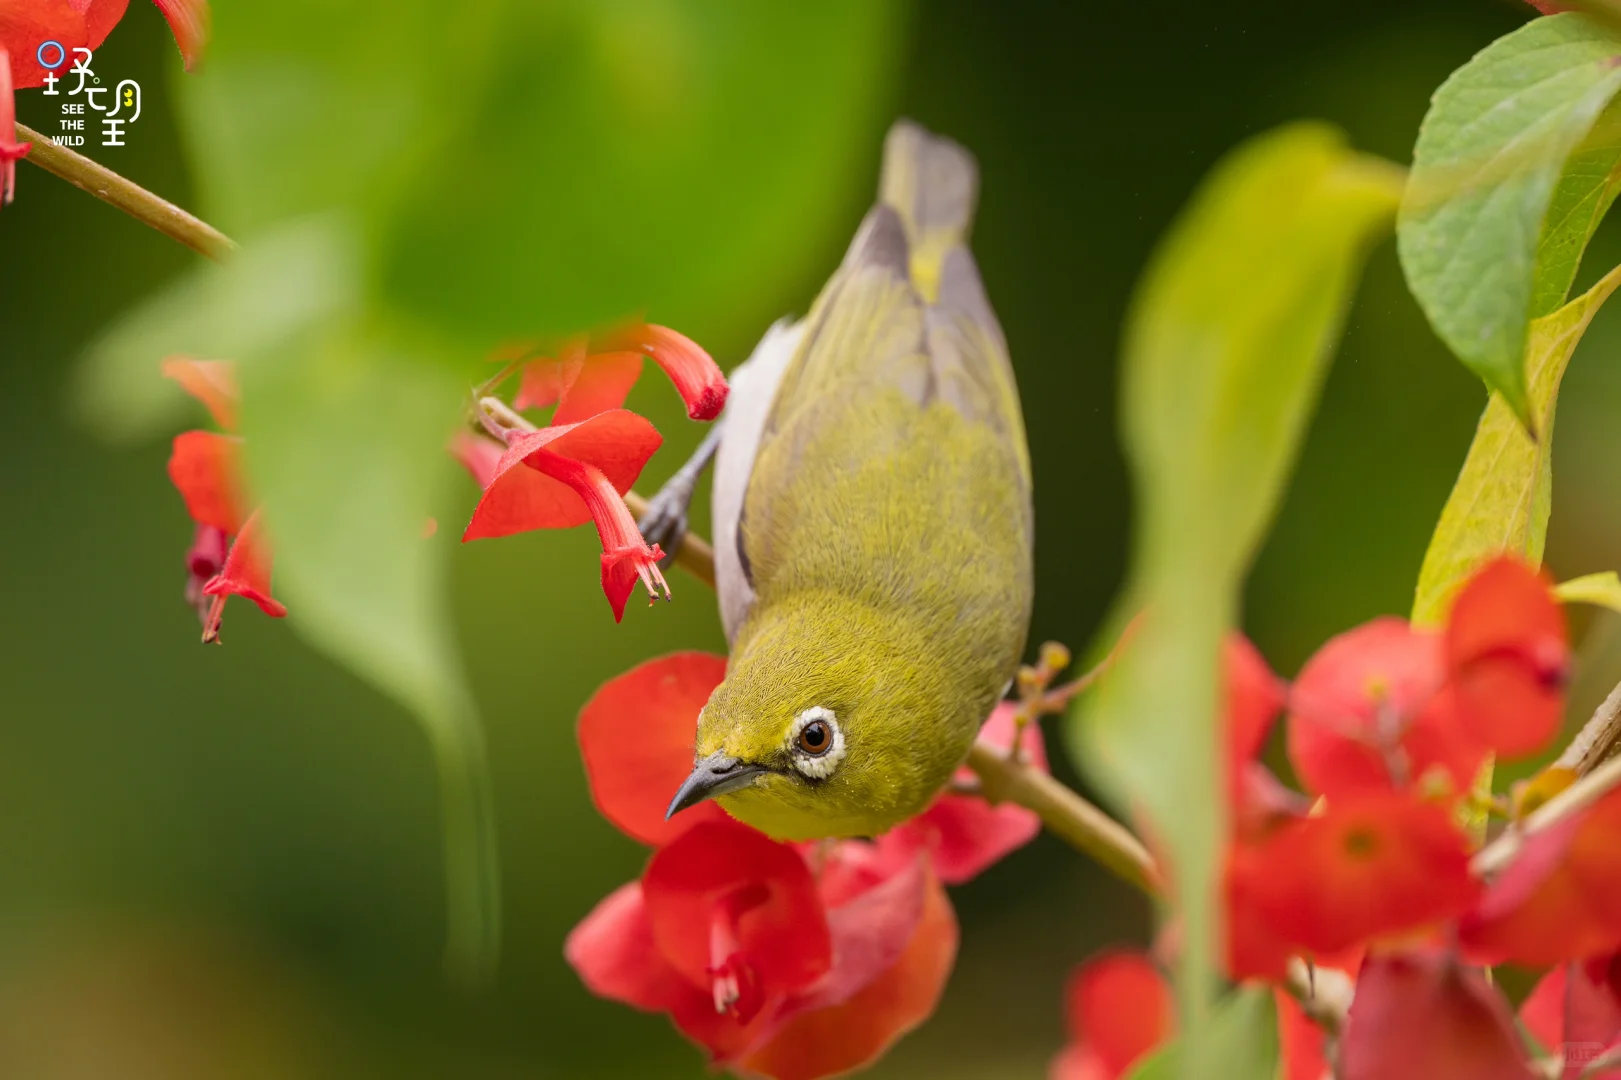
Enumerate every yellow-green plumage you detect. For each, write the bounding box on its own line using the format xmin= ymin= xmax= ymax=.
xmin=688 ymin=120 xmax=1033 ymax=841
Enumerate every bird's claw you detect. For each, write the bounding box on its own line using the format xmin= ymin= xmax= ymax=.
xmin=637 ymin=487 xmax=692 ymax=569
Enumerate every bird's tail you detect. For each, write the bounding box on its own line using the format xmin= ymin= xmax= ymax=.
xmin=878 ymin=119 xmax=979 ymax=303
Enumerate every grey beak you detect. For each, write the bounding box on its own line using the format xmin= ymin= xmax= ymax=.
xmin=666 ymin=751 xmax=766 ymax=820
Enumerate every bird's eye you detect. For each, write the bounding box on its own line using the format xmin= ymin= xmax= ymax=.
xmin=797 ymin=719 xmax=831 ymax=756
xmin=787 ymin=706 xmax=846 ymax=779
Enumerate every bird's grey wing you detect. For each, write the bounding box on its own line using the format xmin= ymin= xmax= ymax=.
xmin=712 ymin=318 xmax=802 ymax=645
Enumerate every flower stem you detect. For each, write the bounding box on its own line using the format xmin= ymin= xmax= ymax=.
xmin=13 ymin=121 xmax=235 ymax=261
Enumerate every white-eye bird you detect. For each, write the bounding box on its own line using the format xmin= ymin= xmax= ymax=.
xmin=653 ymin=119 xmax=1034 ymax=841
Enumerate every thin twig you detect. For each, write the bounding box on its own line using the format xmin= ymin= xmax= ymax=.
xmin=15 ymin=122 xmax=235 ymax=261
xmin=1555 ymin=677 xmax=1621 ymax=776
xmin=1474 ymin=750 xmax=1621 ymax=877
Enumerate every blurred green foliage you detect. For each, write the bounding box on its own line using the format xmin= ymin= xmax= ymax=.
xmin=13 ymin=1 xmax=1621 ymax=1077
xmin=1077 ymin=123 xmax=1400 ymax=1076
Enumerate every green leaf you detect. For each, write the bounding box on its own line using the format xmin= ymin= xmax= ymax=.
xmin=1555 ymin=570 xmax=1621 ymax=611
xmin=1411 ymin=261 xmax=1621 ymax=626
xmin=1531 ymin=95 xmax=1621 ymax=320
xmin=1123 ymin=987 xmax=1279 ymax=1080
xmin=238 ymin=313 xmax=501 ymax=985
xmin=1398 ymin=13 xmax=1621 ymax=425
xmin=1073 ymin=123 xmax=1400 ymax=1080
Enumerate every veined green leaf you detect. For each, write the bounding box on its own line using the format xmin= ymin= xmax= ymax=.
xmin=1074 ymin=123 xmax=1401 ymax=1080
xmin=1411 ymin=262 xmax=1621 ymax=626
xmin=1531 ymin=95 xmax=1621 ymax=319
xmin=1398 ymin=13 xmax=1621 ymax=425
xmin=1123 ymin=987 xmax=1279 ymax=1080
xmin=1555 ymin=570 xmax=1621 ymax=611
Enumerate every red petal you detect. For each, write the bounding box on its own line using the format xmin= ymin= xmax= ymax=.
xmin=617 ymin=324 xmax=728 ymax=421
xmin=739 ymin=862 xmax=957 ymax=1080
xmin=882 ymin=703 xmax=1043 ymax=884
xmin=461 ymin=410 xmax=661 ymax=540
xmin=1049 ymin=1046 xmax=1113 ymax=1080
xmin=200 ymin=510 xmax=285 ymax=642
xmin=1225 ymin=839 xmax=1296 ymax=981
xmin=1565 ymin=955 xmax=1621 ymax=1079
xmin=577 ymin=652 xmax=729 ymax=846
xmin=0 ymin=47 xmax=31 ymax=205
xmin=167 ymin=430 xmax=246 ymax=535
xmin=564 ymin=880 xmax=695 ymax=1014
xmin=449 ymin=431 xmax=503 ymax=490
xmin=151 ymin=0 xmax=207 ymax=70
xmin=1243 ymin=793 xmax=1479 ymax=956
xmin=525 ymin=446 xmax=668 ymax=620
xmin=2 ymin=7 xmax=86 ymax=89
xmin=1062 ymin=950 xmax=1172 ymax=1077
xmin=643 ymin=820 xmax=832 ymax=997
xmin=785 ymin=849 xmax=932 ymax=1016
xmin=1276 ymin=990 xmax=1330 ymax=1080
xmin=1227 ymin=633 xmax=1285 ymax=773
xmin=1340 ymin=949 xmax=1537 ymax=1080
xmin=162 ymin=357 xmax=238 ymax=430
xmin=516 ymin=349 xmax=647 ymax=426
xmin=1521 ymin=967 xmax=1566 ymax=1057
xmin=1286 ymin=617 xmax=1471 ymax=797
xmin=1445 ymin=556 xmax=1568 ymax=759
xmin=1460 ymin=788 xmax=1621 ymax=966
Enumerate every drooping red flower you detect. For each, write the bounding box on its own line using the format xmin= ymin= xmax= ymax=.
xmin=162 ymin=358 xmax=285 ymax=641
xmin=1286 ymin=617 xmax=1483 ymax=798
xmin=1339 ymin=949 xmax=1538 ymax=1080
xmin=880 ymin=701 xmax=1045 ymax=884
xmin=1521 ymin=955 xmax=1621 ymax=1079
xmin=1238 ymin=792 xmax=1479 ymax=958
xmin=1049 ymin=950 xmax=1172 ymax=1080
xmin=1459 ymin=787 xmax=1621 ymax=966
xmin=506 ymin=321 xmax=728 ymax=423
xmin=1443 ymin=556 xmax=1568 ymax=760
xmin=456 ymin=411 xmax=666 ymax=621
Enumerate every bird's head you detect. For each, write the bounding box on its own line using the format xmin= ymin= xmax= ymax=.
xmin=665 ymin=595 xmax=973 ymax=841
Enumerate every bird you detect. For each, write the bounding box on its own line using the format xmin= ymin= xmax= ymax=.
xmin=653 ymin=119 xmax=1034 ymax=841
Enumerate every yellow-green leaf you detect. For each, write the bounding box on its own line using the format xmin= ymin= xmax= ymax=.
xmin=1411 ymin=262 xmax=1621 ymax=626
xmin=1555 ymin=570 xmax=1621 ymax=612
xmin=1073 ymin=122 xmax=1401 ymax=1080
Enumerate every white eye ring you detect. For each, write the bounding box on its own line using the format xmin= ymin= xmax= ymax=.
xmin=787 ymin=706 xmax=845 ymax=779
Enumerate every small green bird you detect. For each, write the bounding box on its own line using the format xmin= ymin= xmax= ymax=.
xmin=660 ymin=119 xmax=1034 ymax=841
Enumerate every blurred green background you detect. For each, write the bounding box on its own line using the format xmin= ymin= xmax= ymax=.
xmin=3 ymin=0 xmax=1617 ymax=1076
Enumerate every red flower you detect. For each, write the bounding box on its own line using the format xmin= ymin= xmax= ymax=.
xmin=162 ymin=358 xmax=285 ymax=642
xmin=1459 ymin=787 xmax=1621 ymax=966
xmin=567 ymin=820 xmax=957 ymax=1077
xmin=567 ymin=652 xmax=1040 ymax=1077
xmin=1286 ymin=617 xmax=1481 ymax=798
xmin=1339 ymin=949 xmax=1538 ymax=1080
xmin=510 ymin=321 xmax=728 ymax=423
xmin=1275 ymin=989 xmax=1331 ymax=1080
xmin=1049 ymin=950 xmax=1172 ymax=1080
xmin=454 ymin=410 xmax=666 ymax=621
xmin=1443 ymin=556 xmax=1568 ymax=760
xmin=1237 ymin=792 xmax=1479 ymax=958
xmin=2 ymin=1 xmax=209 ymax=206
